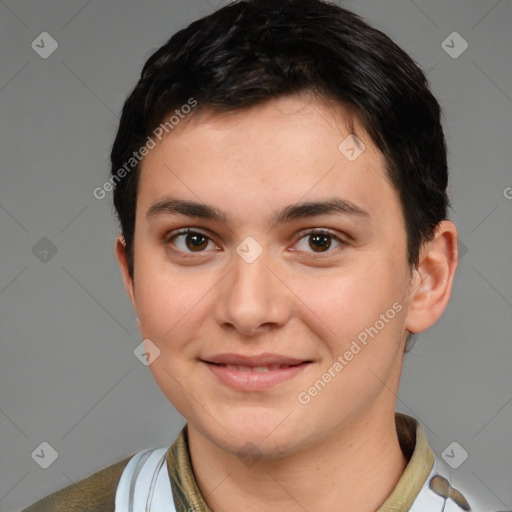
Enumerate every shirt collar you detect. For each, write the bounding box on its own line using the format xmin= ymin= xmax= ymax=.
xmin=378 ymin=413 xmax=435 ymax=510
xmin=166 ymin=412 xmax=434 ymax=512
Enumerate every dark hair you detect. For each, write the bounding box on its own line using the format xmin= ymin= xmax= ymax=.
xmin=111 ymin=0 xmax=449 ymax=282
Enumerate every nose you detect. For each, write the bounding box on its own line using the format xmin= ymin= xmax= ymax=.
xmin=212 ymin=246 xmax=292 ymax=337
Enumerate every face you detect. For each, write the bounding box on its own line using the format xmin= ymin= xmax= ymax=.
xmin=117 ymin=95 xmax=419 ymax=458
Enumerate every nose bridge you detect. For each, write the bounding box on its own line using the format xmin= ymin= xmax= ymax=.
xmin=213 ymin=243 xmax=290 ymax=334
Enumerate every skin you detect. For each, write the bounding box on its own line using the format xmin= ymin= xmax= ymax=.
xmin=115 ymin=94 xmax=458 ymax=512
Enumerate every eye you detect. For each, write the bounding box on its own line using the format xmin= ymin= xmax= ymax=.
xmin=168 ymin=229 xmax=218 ymax=253
xmin=293 ymin=229 xmax=346 ymax=253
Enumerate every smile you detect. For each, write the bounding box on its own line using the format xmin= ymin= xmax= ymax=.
xmin=200 ymin=354 xmax=312 ymax=391
xmin=222 ymin=363 xmax=298 ymax=372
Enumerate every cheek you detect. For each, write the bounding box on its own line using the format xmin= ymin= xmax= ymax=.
xmin=287 ymin=263 xmax=408 ymax=378
xmin=288 ymin=262 xmax=395 ymax=333
xmin=134 ymin=272 xmax=207 ymax=408
xmin=133 ymin=267 xmax=208 ymax=348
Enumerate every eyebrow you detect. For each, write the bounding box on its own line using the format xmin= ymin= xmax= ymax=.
xmin=146 ymin=196 xmax=370 ymax=225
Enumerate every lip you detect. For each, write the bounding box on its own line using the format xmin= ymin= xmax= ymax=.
xmin=203 ymin=353 xmax=308 ymax=366
xmin=201 ymin=353 xmax=312 ymax=391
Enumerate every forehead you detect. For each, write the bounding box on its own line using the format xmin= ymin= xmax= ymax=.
xmin=137 ymin=96 xmax=401 ymax=229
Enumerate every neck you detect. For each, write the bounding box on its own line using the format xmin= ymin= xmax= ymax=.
xmin=187 ymin=409 xmax=408 ymax=512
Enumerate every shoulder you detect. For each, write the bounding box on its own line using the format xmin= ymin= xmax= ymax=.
xmin=20 ymin=453 xmax=135 ymax=512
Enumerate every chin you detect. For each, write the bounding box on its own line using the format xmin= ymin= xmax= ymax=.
xmin=195 ymin=408 xmax=312 ymax=459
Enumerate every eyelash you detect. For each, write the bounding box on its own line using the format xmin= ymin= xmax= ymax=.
xmin=166 ymin=228 xmax=348 ymax=257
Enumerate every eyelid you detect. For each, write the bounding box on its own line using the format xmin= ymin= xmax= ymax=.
xmin=166 ymin=227 xmax=210 ymax=241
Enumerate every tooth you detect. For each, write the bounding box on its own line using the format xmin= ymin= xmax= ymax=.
xmin=237 ymin=365 xmax=252 ymax=372
xmin=269 ymin=364 xmax=281 ymax=370
xmin=253 ymin=366 xmax=270 ymax=372
xmin=226 ymin=365 xmax=238 ymax=371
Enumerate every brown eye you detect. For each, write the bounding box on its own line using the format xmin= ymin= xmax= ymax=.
xmin=170 ymin=230 xmax=214 ymax=253
xmin=309 ymin=233 xmax=332 ymax=252
xmin=185 ymin=233 xmax=208 ymax=251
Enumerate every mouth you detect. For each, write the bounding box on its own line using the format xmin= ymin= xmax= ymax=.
xmin=209 ymin=362 xmax=304 ymax=372
xmin=200 ymin=354 xmax=313 ymax=391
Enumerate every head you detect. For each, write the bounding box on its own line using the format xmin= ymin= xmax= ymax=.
xmin=112 ymin=0 xmax=457 ymax=458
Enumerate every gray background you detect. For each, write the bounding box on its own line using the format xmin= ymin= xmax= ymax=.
xmin=0 ymin=0 xmax=511 ymax=510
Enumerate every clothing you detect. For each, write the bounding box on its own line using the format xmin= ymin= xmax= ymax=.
xmin=21 ymin=413 xmax=499 ymax=512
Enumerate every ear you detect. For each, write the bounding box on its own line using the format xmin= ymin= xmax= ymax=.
xmin=405 ymin=220 xmax=458 ymax=334
xmin=115 ymin=234 xmax=137 ymax=314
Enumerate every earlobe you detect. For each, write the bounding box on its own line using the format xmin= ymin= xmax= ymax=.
xmin=114 ymin=235 xmax=137 ymax=314
xmin=405 ymin=221 xmax=458 ymax=334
